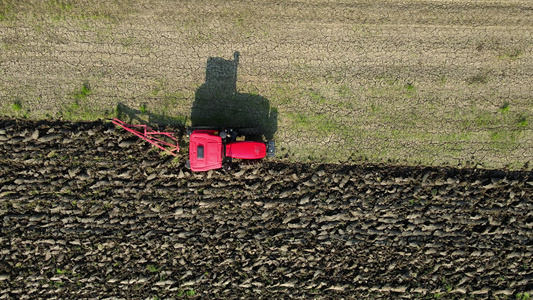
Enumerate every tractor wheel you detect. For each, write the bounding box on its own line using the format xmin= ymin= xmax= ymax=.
xmin=185 ymin=159 xmax=191 ymax=169
xmin=267 ymin=140 xmax=275 ymax=157
xmin=237 ymin=128 xmax=262 ymax=142
xmin=237 ymin=127 xmax=260 ymax=136
xmin=190 ymin=126 xmax=221 ymax=130
xmin=188 ymin=126 xmax=221 ymax=133
xmin=246 ymin=134 xmax=263 ymax=142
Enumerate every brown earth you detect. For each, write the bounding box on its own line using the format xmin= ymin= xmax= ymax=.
xmin=0 ymin=118 xmax=531 ymax=299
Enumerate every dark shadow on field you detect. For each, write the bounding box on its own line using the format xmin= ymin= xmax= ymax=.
xmin=191 ymin=51 xmax=277 ymax=140
xmin=115 ymin=102 xmax=186 ymax=131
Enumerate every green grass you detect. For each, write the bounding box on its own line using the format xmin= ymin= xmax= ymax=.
xmin=287 ymin=112 xmax=348 ymax=136
xmin=308 ymin=89 xmax=326 ymax=105
xmin=57 ymin=80 xmax=116 ymax=120
xmin=8 ymin=99 xmax=29 ymax=118
xmin=498 ymin=49 xmax=523 ymax=60
xmin=73 ymin=81 xmax=92 ymax=100
xmin=441 ymin=278 xmax=453 ymax=292
xmin=0 ymin=0 xmax=14 ymax=21
xmin=47 ymin=0 xmax=74 ymax=21
xmin=517 ymin=114 xmax=528 ymax=128
xmin=270 ymin=83 xmax=296 ymax=106
xmin=147 ymin=265 xmax=159 ymax=273
xmin=11 ymin=100 xmax=22 ymax=111
xmin=517 ymin=292 xmax=531 ymax=300
xmin=177 ymin=289 xmax=195 ymax=297
xmin=490 ymin=130 xmax=518 ymax=150
xmin=499 ymin=101 xmax=510 ymax=113
xmin=55 ymin=268 xmax=69 ymax=274
xmin=139 ymin=103 xmax=147 ymax=114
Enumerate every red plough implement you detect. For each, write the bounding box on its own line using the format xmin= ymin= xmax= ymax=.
xmin=111 ymin=118 xmax=180 ymax=156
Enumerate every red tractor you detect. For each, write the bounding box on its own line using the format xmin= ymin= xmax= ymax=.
xmin=186 ymin=128 xmax=275 ymax=172
xmin=111 ymin=118 xmax=275 ymax=172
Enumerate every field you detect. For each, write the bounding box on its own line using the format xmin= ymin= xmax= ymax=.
xmin=0 ymin=118 xmax=532 ymax=298
xmin=0 ymin=0 xmax=532 ymax=169
xmin=1 ymin=0 xmax=533 ymax=298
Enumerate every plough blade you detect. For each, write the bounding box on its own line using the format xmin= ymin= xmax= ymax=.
xmin=111 ymin=118 xmax=180 ymax=156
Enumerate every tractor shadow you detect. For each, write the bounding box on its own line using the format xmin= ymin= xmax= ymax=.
xmin=191 ymin=51 xmax=277 ymax=140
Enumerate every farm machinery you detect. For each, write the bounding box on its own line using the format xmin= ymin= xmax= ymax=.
xmin=111 ymin=118 xmax=275 ymax=172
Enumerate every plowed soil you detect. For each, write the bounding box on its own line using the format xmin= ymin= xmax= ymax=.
xmin=1 ymin=118 xmax=532 ymax=299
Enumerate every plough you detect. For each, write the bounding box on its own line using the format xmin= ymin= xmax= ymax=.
xmin=111 ymin=118 xmax=180 ymax=156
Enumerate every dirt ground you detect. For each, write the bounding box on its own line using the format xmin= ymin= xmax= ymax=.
xmin=1 ymin=0 xmax=532 ymax=169
xmin=1 ymin=1 xmax=532 ymax=298
xmin=0 ymin=118 xmax=531 ymax=298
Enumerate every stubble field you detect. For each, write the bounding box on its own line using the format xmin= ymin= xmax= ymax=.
xmin=0 ymin=0 xmax=532 ymax=168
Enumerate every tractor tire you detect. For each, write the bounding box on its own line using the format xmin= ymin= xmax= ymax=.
xmin=267 ymin=140 xmax=275 ymax=157
xmin=236 ymin=128 xmax=262 ymax=142
xmin=189 ymin=126 xmax=221 ymax=132
xmin=237 ymin=127 xmax=260 ymax=136
xmin=187 ymin=126 xmax=220 ymax=138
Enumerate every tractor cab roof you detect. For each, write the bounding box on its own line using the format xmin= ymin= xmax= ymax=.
xmin=189 ymin=131 xmax=222 ymax=172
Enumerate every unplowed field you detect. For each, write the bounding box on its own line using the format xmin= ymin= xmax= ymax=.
xmin=1 ymin=0 xmax=532 ymax=168
xmin=1 ymin=118 xmax=532 ymax=299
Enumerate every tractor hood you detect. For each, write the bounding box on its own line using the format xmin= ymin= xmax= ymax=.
xmin=189 ymin=132 xmax=222 ymax=171
xmin=226 ymin=141 xmax=266 ymax=159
